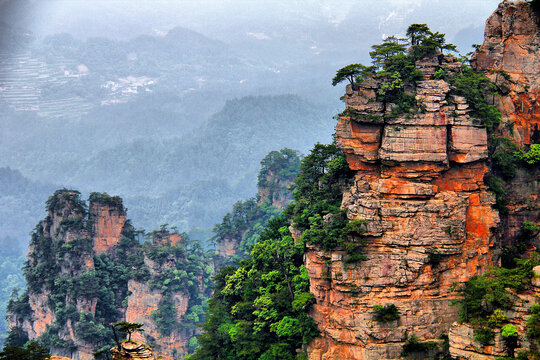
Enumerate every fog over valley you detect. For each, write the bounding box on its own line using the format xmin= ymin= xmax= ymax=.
xmin=0 ymin=0 xmax=500 ymax=343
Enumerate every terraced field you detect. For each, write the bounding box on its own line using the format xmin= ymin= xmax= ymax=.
xmin=0 ymin=51 xmax=155 ymax=120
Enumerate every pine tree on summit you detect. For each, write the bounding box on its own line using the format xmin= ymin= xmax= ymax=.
xmin=331 ymin=63 xmax=374 ymax=90
xmin=406 ymin=23 xmax=431 ymax=46
xmin=113 ymin=321 xmax=145 ymax=342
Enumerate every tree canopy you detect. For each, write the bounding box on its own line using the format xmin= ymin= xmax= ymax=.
xmin=113 ymin=322 xmax=145 ymax=342
xmin=0 ymin=342 xmax=50 ymax=360
xmin=331 ymin=63 xmax=374 ymax=89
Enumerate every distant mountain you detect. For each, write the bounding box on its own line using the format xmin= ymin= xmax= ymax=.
xmin=71 ymin=94 xmax=335 ymax=231
xmin=0 ymin=25 xmax=342 ymax=187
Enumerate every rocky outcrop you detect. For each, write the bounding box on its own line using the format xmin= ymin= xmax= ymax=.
xmin=307 ymin=1 xmax=539 ymax=359
xmin=216 ymin=237 xmax=239 ymax=257
xmin=111 ymin=341 xmax=155 ymax=360
xmin=89 ymin=196 xmax=127 ymax=255
xmin=215 ymin=151 xmax=299 ymax=259
xmin=125 ymin=231 xmax=194 ymax=360
xmin=449 ymin=284 xmax=539 ymax=359
xmin=474 ymin=0 xmax=539 ymax=147
xmin=7 ymin=191 xmax=129 ymax=360
xmin=257 ymin=168 xmax=295 ymax=209
xmin=309 ymin=54 xmax=499 ymax=360
xmin=7 ymin=191 xmax=209 ymax=360
xmin=474 ymin=0 xmax=540 ymax=249
xmin=446 ymin=2 xmax=540 ymax=358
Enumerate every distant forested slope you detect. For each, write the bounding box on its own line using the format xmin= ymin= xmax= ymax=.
xmin=0 ymin=94 xmax=333 ymax=240
xmin=80 ymin=95 xmax=334 ymax=231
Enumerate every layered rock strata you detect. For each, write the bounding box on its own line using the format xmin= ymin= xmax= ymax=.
xmin=474 ymin=0 xmax=540 ymax=247
xmin=307 ymin=2 xmax=539 ymax=359
xmin=449 ymin=267 xmax=540 ymax=359
xmin=111 ymin=340 xmax=155 ymax=360
xmin=447 ymin=1 xmax=540 ymax=358
xmin=474 ymin=0 xmax=539 ymax=147
xmin=307 ymin=37 xmax=499 ymax=360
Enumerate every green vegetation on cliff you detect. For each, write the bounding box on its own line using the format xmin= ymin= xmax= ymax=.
xmin=191 ymin=142 xmax=365 ymax=359
xmin=213 ymin=149 xmax=301 ymax=260
xmin=189 ymin=216 xmax=318 ymax=360
xmin=5 ymin=190 xmax=214 ymax=358
xmin=457 ymin=254 xmax=540 ymax=357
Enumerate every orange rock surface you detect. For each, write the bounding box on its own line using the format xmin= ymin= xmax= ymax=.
xmin=309 ymin=2 xmax=538 ymax=359
xmin=309 ymin=20 xmax=503 ymax=360
xmin=474 ymin=0 xmax=539 ymax=147
xmin=89 ymin=198 xmax=127 ymax=255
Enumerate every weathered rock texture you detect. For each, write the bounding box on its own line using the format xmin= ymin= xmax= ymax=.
xmin=89 ymin=198 xmax=127 ymax=255
xmin=216 ymin=164 xmax=297 ymax=259
xmin=474 ymin=0 xmax=540 ymax=147
xmin=258 ymin=167 xmax=295 ymax=210
xmin=306 ymin=1 xmax=539 ymax=359
xmin=309 ymin=62 xmax=499 ymax=358
xmin=447 ymin=2 xmax=540 ymax=358
xmin=474 ymin=0 xmax=540 ymax=249
xmin=449 ymin=271 xmax=540 ymax=359
xmin=8 ymin=191 xmax=101 ymax=360
xmin=125 ymin=231 xmax=193 ymax=359
xmin=111 ymin=340 xmax=156 ymax=360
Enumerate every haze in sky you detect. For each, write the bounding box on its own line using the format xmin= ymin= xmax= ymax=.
xmin=0 ymin=0 xmax=511 ymax=346
xmin=0 ymin=0 xmax=502 ymax=239
xmin=1 ymin=0 xmax=499 ymax=49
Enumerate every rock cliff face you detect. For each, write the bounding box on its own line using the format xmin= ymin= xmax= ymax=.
xmin=446 ymin=2 xmax=540 ymax=358
xmin=125 ymin=231 xmax=194 ymax=358
xmin=474 ymin=0 xmax=540 ymax=248
xmin=7 ymin=191 xmax=210 ymax=360
xmin=89 ymin=198 xmax=127 ymax=255
xmin=215 ymin=149 xmax=299 ymax=259
xmin=306 ymin=2 xmax=538 ymax=359
xmin=474 ymin=0 xmax=539 ymax=147
xmin=308 ymin=58 xmax=499 ymax=360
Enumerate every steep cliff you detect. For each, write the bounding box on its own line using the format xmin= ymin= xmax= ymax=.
xmin=474 ymin=0 xmax=540 ymax=254
xmin=306 ymin=1 xmax=539 ymax=359
xmin=6 ymin=190 xmax=213 ymax=360
xmin=309 ymin=53 xmax=499 ymax=360
xmin=447 ymin=1 xmax=540 ymax=358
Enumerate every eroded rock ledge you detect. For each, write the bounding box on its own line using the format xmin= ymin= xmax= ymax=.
xmin=306 ymin=1 xmax=539 ymax=358
xmin=308 ymin=53 xmax=499 ymax=359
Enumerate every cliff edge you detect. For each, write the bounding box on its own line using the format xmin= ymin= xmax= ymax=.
xmin=307 ymin=1 xmax=538 ymax=359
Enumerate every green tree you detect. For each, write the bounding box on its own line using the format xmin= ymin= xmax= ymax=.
xmin=406 ymin=24 xmax=431 ymax=46
xmin=190 ymin=217 xmax=318 ymax=360
xmin=113 ymin=322 xmax=144 ymax=342
xmin=332 ymin=64 xmax=374 ymax=89
xmin=0 ymin=342 xmax=50 ymax=360
xmin=369 ymin=36 xmax=407 ymax=69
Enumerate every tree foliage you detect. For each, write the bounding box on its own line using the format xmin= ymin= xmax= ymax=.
xmin=458 ymin=257 xmax=539 ymax=323
xmin=446 ymin=63 xmax=501 ymax=128
xmin=6 ymin=193 xmax=214 ymax=356
xmin=213 ymin=149 xmax=301 ymax=259
xmin=369 ymin=36 xmax=407 ymax=69
xmin=113 ymin=322 xmax=144 ymax=342
xmin=191 ymin=141 xmax=368 ymax=359
xmin=189 ymin=216 xmax=318 ymax=360
xmin=0 ymin=342 xmax=50 ymax=360
xmin=406 ymin=24 xmax=456 ymax=59
xmin=331 ymin=64 xmax=374 ymax=89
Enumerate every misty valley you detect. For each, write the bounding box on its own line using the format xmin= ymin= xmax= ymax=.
xmin=0 ymin=0 xmax=539 ymax=360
